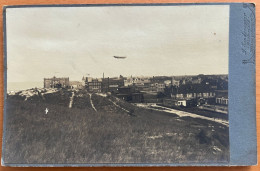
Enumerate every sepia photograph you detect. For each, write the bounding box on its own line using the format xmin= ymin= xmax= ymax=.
xmin=3 ymin=4 xmax=230 ymax=165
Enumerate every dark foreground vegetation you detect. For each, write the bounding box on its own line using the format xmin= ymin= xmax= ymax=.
xmin=3 ymin=89 xmax=229 ymax=164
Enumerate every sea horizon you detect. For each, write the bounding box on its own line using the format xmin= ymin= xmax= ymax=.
xmin=7 ymin=81 xmax=43 ymax=92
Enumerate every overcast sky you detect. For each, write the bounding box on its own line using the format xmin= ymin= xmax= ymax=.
xmin=6 ymin=5 xmax=229 ymax=83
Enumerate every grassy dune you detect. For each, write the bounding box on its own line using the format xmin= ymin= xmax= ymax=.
xmin=3 ymin=89 xmax=229 ymax=164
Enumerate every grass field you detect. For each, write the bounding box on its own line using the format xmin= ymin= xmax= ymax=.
xmin=3 ymin=89 xmax=229 ymax=164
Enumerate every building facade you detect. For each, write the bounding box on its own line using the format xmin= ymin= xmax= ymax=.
xmin=44 ymin=77 xmax=70 ymax=88
xmin=102 ymin=77 xmax=125 ymax=93
xmin=215 ymin=90 xmax=228 ymax=105
xmin=170 ymin=84 xmax=216 ymax=100
xmin=84 ymin=77 xmax=102 ymax=93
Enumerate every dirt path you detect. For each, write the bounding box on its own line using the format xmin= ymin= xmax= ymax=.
xmin=108 ymin=99 xmax=130 ymax=113
xmin=89 ymin=94 xmax=97 ymax=112
xmin=95 ymin=93 xmax=131 ymax=114
xmin=69 ymin=91 xmax=75 ymax=108
xmin=136 ymin=103 xmax=229 ymax=126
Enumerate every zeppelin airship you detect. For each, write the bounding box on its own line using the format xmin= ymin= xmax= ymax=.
xmin=113 ymin=56 xmax=127 ymax=59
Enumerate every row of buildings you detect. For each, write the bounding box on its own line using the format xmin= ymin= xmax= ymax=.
xmin=162 ymin=83 xmax=228 ymax=114
xmin=43 ymin=76 xmax=125 ymax=92
xmin=43 ymin=74 xmax=228 ymax=108
xmin=44 ymin=75 xmax=227 ymax=92
xmin=43 ymin=76 xmax=143 ymax=102
xmin=82 ymin=76 xmax=125 ymax=93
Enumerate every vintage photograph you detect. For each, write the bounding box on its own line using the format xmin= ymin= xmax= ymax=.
xmin=3 ymin=4 xmax=229 ymax=165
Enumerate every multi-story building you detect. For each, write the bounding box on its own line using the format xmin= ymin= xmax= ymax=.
xmin=215 ymin=90 xmax=228 ymax=105
xmin=170 ymin=84 xmax=216 ymax=100
xmin=83 ymin=76 xmax=125 ymax=93
xmin=155 ymin=83 xmax=165 ymax=92
xmin=44 ymin=77 xmax=70 ymax=88
xmin=124 ymin=77 xmax=150 ymax=86
xmin=84 ymin=77 xmax=102 ymax=93
xmin=102 ymin=77 xmax=125 ymax=93
xmin=191 ymin=77 xmax=202 ymax=84
xmin=150 ymin=76 xmax=171 ymax=84
xmin=172 ymin=80 xmax=180 ymax=87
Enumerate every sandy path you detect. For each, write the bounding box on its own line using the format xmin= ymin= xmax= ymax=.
xmin=89 ymin=94 xmax=97 ymax=112
xmin=136 ymin=103 xmax=229 ymax=126
xmin=69 ymin=92 xmax=75 ymax=108
xmin=108 ymin=99 xmax=130 ymax=113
